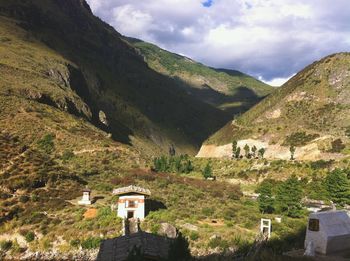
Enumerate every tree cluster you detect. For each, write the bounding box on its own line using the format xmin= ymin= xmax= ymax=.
xmin=153 ymin=155 xmax=194 ymax=174
xmin=257 ymin=175 xmax=303 ymax=217
xmin=232 ymin=141 xmax=266 ymax=159
xmin=257 ymin=169 xmax=350 ymax=217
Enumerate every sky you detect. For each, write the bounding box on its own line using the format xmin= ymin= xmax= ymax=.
xmin=86 ymin=0 xmax=350 ymax=86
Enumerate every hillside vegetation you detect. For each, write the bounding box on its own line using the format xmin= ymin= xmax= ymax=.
xmin=128 ymin=38 xmax=273 ymax=115
xmin=202 ymin=53 xmax=350 ymax=160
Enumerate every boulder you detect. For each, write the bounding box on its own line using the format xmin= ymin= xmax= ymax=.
xmin=158 ymin=223 xmax=177 ymax=238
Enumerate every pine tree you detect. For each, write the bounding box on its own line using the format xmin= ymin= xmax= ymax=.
xmin=202 ymin=163 xmax=212 ymax=179
xmin=244 ymin=144 xmax=250 ymax=158
xmin=258 ymin=148 xmax=266 ymax=159
xmin=257 ymin=182 xmax=275 ymax=213
xmin=184 ymin=160 xmax=194 ymax=174
xmin=251 ymin=145 xmax=257 ymax=158
xmin=325 ymin=169 xmax=350 ymax=206
xmin=232 ymin=140 xmax=237 ymax=159
xmin=290 ymin=145 xmax=296 ymax=160
xmin=276 ymin=175 xmax=303 ymax=217
xmin=235 ymin=147 xmax=241 ymax=159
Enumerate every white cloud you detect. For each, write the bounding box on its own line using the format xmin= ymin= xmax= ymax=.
xmin=261 ymin=75 xmax=294 ymax=87
xmin=86 ymin=0 xmax=350 ymax=81
xmin=111 ymin=5 xmax=153 ymax=38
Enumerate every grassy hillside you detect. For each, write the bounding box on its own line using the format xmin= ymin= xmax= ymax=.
xmin=205 ymin=53 xmax=350 ymax=158
xmin=0 ymin=0 xmax=236 ymax=155
xmin=128 ymin=38 xmax=274 ymax=115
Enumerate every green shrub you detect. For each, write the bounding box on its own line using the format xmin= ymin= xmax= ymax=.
xmin=37 ymin=134 xmax=55 ymax=153
xmin=70 ymin=239 xmax=81 ymax=248
xmin=81 ymin=237 xmax=101 ymax=249
xmin=189 ymin=231 xmax=199 ymax=241
xmin=283 ymin=132 xmax=319 ymax=146
xmin=25 ymin=231 xmax=35 ymax=242
xmin=0 ymin=240 xmax=12 ymax=251
xmin=62 ymin=150 xmax=74 ymax=161
xmin=208 ymin=237 xmax=229 ymax=249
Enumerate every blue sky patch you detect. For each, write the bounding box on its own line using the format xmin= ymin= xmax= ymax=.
xmin=202 ymin=0 xmax=213 ymax=7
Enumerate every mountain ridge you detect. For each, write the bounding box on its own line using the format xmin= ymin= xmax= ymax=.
xmin=198 ymin=52 xmax=350 ymax=160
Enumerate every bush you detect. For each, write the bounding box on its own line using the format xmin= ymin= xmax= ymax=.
xmin=0 ymin=240 xmax=12 ymax=251
xmin=189 ymin=231 xmax=199 ymax=241
xmin=70 ymin=239 xmax=81 ymax=248
xmin=283 ymin=132 xmax=319 ymax=146
xmin=81 ymin=237 xmax=101 ymax=249
xmin=37 ymin=134 xmax=55 ymax=153
xmin=19 ymin=195 xmax=30 ymax=203
xmin=25 ymin=231 xmax=35 ymax=242
xmin=62 ymin=150 xmax=74 ymax=161
xmin=208 ymin=237 xmax=229 ymax=249
xmin=330 ymin=139 xmax=345 ymax=153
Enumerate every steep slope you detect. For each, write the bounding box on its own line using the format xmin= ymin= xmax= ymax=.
xmin=198 ymin=53 xmax=350 ymax=160
xmin=127 ymin=38 xmax=274 ymax=115
xmin=0 ymin=0 xmax=233 ymax=155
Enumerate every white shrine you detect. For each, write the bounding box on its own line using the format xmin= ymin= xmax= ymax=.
xmin=113 ymin=185 xmax=151 ymax=220
xmin=78 ymin=187 xmax=92 ymax=205
xmin=304 ymin=210 xmax=350 ymax=255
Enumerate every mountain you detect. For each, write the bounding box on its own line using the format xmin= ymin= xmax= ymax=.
xmin=0 ymin=0 xmax=237 ymax=156
xmin=127 ymin=37 xmax=274 ymax=115
xmin=198 ymin=53 xmax=350 ymax=160
xmin=0 ymin=0 xmax=274 ymax=156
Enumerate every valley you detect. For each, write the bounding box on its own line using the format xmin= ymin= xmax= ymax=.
xmin=0 ymin=0 xmax=349 ymax=260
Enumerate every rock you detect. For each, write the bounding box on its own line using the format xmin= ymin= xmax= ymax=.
xmin=182 ymin=223 xmax=198 ymax=231
xmin=210 ymin=234 xmax=221 ymax=240
xmin=158 ymin=223 xmax=177 ymax=238
xmin=99 ymin=110 xmax=109 ymax=126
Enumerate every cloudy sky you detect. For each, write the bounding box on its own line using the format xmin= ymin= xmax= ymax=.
xmin=86 ymin=0 xmax=350 ymax=86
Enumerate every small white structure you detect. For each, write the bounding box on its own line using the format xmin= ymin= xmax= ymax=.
xmin=113 ymin=185 xmax=151 ymax=220
xmin=78 ymin=187 xmax=92 ymax=205
xmin=304 ymin=210 xmax=350 ymax=255
xmin=260 ymin=218 xmax=271 ymax=238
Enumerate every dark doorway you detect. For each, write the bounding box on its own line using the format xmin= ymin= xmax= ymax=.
xmin=127 ymin=211 xmax=134 ymax=219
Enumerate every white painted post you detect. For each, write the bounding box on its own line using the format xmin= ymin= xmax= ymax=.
xmin=260 ymin=218 xmax=271 ymax=239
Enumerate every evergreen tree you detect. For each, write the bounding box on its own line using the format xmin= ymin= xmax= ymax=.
xmin=275 ymin=175 xmax=303 ymax=217
xmin=258 ymin=148 xmax=266 ymax=159
xmin=257 ymin=182 xmax=275 ymax=213
xmin=325 ymin=169 xmax=350 ymax=205
xmin=184 ymin=160 xmax=194 ymax=174
xmin=202 ymin=163 xmax=213 ymax=179
xmin=290 ymin=145 xmax=296 ymax=160
xmin=235 ymin=147 xmax=241 ymax=159
xmin=244 ymin=144 xmax=250 ymax=158
xmin=251 ymin=145 xmax=257 ymax=158
xmin=232 ymin=140 xmax=237 ymax=159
